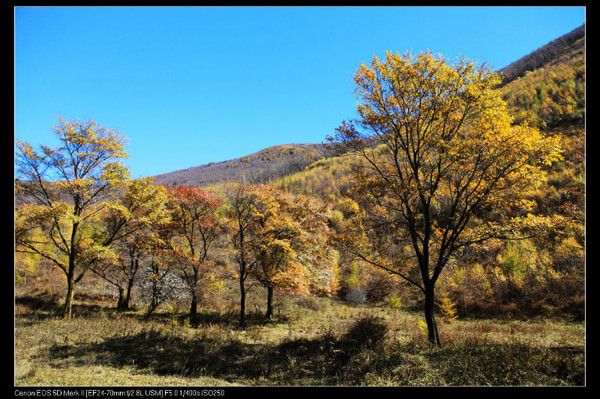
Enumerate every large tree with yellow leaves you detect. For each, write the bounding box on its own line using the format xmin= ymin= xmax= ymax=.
xmin=329 ymin=52 xmax=561 ymax=345
xmin=16 ymin=119 xmax=131 ymax=319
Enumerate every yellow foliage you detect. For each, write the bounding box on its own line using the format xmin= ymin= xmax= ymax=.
xmin=386 ymin=294 xmax=402 ymax=309
xmin=439 ymin=292 xmax=458 ymax=320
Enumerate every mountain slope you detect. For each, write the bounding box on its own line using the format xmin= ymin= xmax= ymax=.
xmin=499 ymin=24 xmax=584 ymax=84
xmin=278 ymin=27 xmax=585 ymax=209
xmin=154 ymin=143 xmax=327 ymax=187
xmin=501 ymin=28 xmax=584 ymax=129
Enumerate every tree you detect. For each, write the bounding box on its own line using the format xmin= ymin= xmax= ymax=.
xmin=225 ymin=183 xmax=332 ymax=323
xmin=167 ymin=186 xmax=222 ymax=322
xmin=224 ymin=183 xmax=260 ymax=328
xmin=329 ymin=52 xmax=560 ymax=344
xmin=16 ymin=119 xmax=130 ymax=319
xmin=249 ymin=185 xmax=314 ymax=320
xmin=137 ymin=250 xmax=187 ymax=318
xmin=92 ymin=178 xmax=169 ymax=310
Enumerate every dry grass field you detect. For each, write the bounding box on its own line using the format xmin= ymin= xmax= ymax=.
xmin=15 ymin=292 xmax=584 ymax=386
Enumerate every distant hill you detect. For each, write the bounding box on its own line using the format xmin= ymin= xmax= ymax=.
xmin=499 ymin=24 xmax=584 ymax=84
xmin=153 ymin=143 xmax=328 ymax=187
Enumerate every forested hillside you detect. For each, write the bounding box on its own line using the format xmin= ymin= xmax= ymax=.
xmin=155 ymin=24 xmax=585 ymax=191
xmin=499 ymin=24 xmax=584 ymax=84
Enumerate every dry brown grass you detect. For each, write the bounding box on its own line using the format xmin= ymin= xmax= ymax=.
xmin=15 ymin=293 xmax=584 ymax=386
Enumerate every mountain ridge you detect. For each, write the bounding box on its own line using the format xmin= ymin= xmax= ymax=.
xmin=153 ymin=143 xmax=327 ymax=187
xmin=499 ymin=24 xmax=584 ymax=84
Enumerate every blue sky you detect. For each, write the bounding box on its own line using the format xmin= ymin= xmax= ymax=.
xmin=15 ymin=6 xmax=585 ymax=178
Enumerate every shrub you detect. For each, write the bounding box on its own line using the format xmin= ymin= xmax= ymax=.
xmin=386 ymin=294 xmax=402 ymax=309
xmin=365 ymin=273 xmax=397 ymax=302
xmin=296 ymin=295 xmax=323 ymax=311
xmin=439 ymin=292 xmax=458 ymax=320
xmin=346 ymin=287 xmax=366 ymax=305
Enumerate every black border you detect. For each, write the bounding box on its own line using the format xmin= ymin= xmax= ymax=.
xmin=3 ymin=1 xmax=593 ymax=398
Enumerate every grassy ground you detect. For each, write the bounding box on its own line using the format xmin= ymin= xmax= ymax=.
xmin=15 ymin=293 xmax=584 ymax=386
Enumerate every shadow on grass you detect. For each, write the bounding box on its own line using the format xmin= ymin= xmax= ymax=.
xmin=44 ymin=315 xmax=584 ymax=385
xmin=16 ymin=295 xmax=122 ymax=321
xmin=121 ymin=310 xmax=287 ymax=330
xmin=190 ymin=310 xmax=289 ymax=329
xmin=16 ymin=295 xmax=284 ymax=329
xmin=16 ymin=295 xmax=61 ymax=311
xmin=16 ymin=294 xmax=63 ymax=323
xmin=18 ymin=295 xmax=583 ymax=385
xmin=46 ymin=316 xmax=389 ymax=385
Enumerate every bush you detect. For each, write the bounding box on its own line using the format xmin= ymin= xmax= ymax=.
xmin=296 ymin=295 xmax=323 ymax=311
xmin=365 ymin=274 xmax=397 ymax=302
xmin=345 ymin=287 xmax=366 ymax=305
xmin=386 ymin=294 xmax=402 ymax=309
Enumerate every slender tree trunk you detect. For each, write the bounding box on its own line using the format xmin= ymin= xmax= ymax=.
xmin=145 ymin=270 xmax=159 ymax=319
xmin=239 ymin=273 xmax=246 ymax=328
xmin=265 ymin=285 xmax=274 ymax=320
xmin=64 ymin=220 xmax=79 ymax=319
xmin=116 ymin=287 xmax=125 ymax=309
xmin=190 ymin=292 xmax=198 ymax=320
xmin=146 ymin=291 xmax=159 ymax=319
xmin=122 ymin=278 xmax=134 ymax=310
xmin=122 ymin=255 xmax=139 ymax=311
xmin=424 ymin=284 xmax=441 ymax=345
xmin=238 ymin=221 xmax=247 ymax=329
xmin=63 ymin=272 xmax=75 ymax=319
xmin=146 ymin=302 xmax=158 ymax=319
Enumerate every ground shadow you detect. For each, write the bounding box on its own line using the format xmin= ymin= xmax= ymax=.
xmin=190 ymin=310 xmax=289 ymax=328
xmin=16 ymin=295 xmax=285 ymax=329
xmin=16 ymin=295 xmax=61 ymax=311
xmin=46 ymin=317 xmax=389 ymax=385
xmin=44 ymin=314 xmax=584 ymax=385
xmin=16 ymin=295 xmax=127 ymax=321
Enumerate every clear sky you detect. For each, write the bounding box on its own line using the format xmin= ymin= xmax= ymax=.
xmin=15 ymin=6 xmax=585 ymax=178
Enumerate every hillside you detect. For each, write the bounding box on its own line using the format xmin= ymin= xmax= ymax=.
xmin=153 ymin=143 xmax=327 ymax=187
xmin=501 ymin=34 xmax=584 ymax=130
xmin=270 ymin=27 xmax=585 ymax=326
xmin=499 ymin=24 xmax=584 ymax=84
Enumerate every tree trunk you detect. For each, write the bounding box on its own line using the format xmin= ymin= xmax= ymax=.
xmin=424 ymin=284 xmax=441 ymax=345
xmin=122 ymin=277 xmax=134 ymax=310
xmin=64 ymin=220 xmax=80 ymax=319
xmin=239 ymin=274 xmax=246 ymax=328
xmin=145 ymin=263 xmax=160 ymax=319
xmin=116 ymin=287 xmax=125 ymax=309
xmin=190 ymin=293 xmax=198 ymax=321
xmin=146 ymin=297 xmax=159 ymax=320
xmin=145 ymin=304 xmax=157 ymax=319
xmin=265 ymin=285 xmax=274 ymax=320
xmin=63 ymin=273 xmax=75 ymax=319
xmin=121 ymin=253 xmax=138 ymax=311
